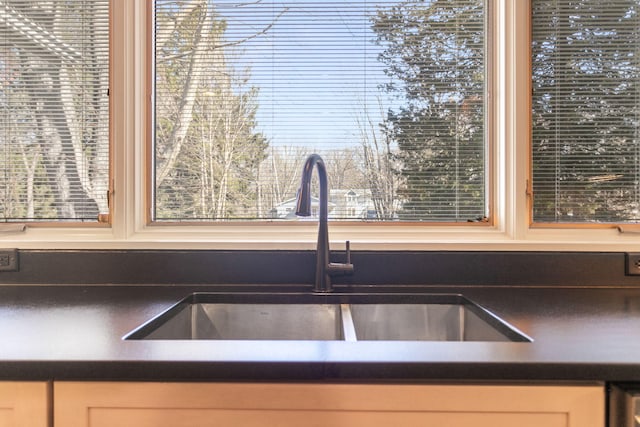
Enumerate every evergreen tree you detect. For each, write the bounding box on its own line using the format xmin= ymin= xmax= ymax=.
xmin=372 ymin=0 xmax=485 ymax=221
xmin=532 ymin=0 xmax=640 ymax=222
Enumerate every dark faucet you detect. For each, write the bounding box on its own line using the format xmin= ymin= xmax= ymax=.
xmin=295 ymin=154 xmax=354 ymax=292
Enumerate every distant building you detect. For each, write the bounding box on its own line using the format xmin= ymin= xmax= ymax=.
xmin=328 ymin=189 xmax=376 ymax=219
xmin=270 ymin=196 xmax=335 ymax=219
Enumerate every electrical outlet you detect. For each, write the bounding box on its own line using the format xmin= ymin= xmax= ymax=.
xmin=626 ymin=253 xmax=640 ymax=276
xmin=0 ymin=249 xmax=18 ymax=272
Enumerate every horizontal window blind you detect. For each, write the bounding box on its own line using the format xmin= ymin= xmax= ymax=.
xmin=0 ymin=0 xmax=110 ymax=222
xmin=531 ymin=0 xmax=640 ymax=223
xmin=153 ymin=0 xmax=487 ymax=222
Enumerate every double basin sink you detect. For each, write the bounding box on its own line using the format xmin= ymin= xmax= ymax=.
xmin=125 ymin=293 xmax=531 ymax=342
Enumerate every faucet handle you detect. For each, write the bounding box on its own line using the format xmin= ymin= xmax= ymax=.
xmin=345 ymin=240 xmax=351 ymax=264
xmin=327 ymin=240 xmax=354 ymax=276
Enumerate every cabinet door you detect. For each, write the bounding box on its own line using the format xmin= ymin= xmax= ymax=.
xmin=54 ymin=382 xmax=603 ymax=427
xmin=0 ymin=382 xmax=49 ymax=427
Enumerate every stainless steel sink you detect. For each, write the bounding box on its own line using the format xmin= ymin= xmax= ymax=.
xmin=137 ymin=303 xmax=349 ymax=340
xmin=349 ymin=304 xmax=515 ymax=341
xmin=125 ymin=293 xmax=531 ymax=342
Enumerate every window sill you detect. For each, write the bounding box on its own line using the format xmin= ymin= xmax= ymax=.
xmin=0 ymin=222 xmax=637 ymax=251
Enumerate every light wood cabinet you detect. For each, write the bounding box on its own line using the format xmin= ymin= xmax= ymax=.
xmin=54 ymin=381 xmax=604 ymax=427
xmin=0 ymin=382 xmax=49 ymax=427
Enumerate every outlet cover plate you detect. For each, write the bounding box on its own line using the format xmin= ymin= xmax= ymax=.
xmin=626 ymin=253 xmax=640 ymax=276
xmin=0 ymin=249 xmax=18 ymax=272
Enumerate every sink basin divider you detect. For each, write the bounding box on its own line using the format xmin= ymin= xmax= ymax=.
xmin=190 ymin=304 xmax=198 ymax=339
xmin=458 ymin=305 xmax=466 ymax=342
xmin=340 ymin=304 xmax=357 ymax=342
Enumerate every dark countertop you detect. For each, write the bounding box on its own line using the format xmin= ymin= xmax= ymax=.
xmin=2 ymin=284 xmax=640 ymax=382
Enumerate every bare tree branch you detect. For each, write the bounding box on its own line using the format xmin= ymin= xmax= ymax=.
xmin=157 ymin=1 xmax=215 ymax=185
xmin=213 ymin=7 xmax=288 ymax=51
xmin=0 ymin=1 xmax=81 ymax=64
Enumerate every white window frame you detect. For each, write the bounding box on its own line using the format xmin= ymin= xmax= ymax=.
xmin=1 ymin=0 xmax=638 ymax=251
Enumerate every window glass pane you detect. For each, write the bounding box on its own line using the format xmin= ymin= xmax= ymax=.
xmin=531 ymin=0 xmax=640 ymax=223
xmin=0 ymin=0 xmax=110 ymax=222
xmin=153 ymin=0 xmax=487 ymax=222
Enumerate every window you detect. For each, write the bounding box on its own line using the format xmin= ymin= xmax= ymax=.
xmin=151 ymin=0 xmax=488 ymax=223
xmin=0 ymin=0 xmax=110 ymax=223
xmin=531 ymin=0 xmax=640 ymax=224
xmin=3 ymin=0 xmax=638 ymax=248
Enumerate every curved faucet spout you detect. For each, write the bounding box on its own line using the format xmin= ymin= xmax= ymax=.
xmin=296 ymin=154 xmax=353 ymax=292
xmin=295 ymin=154 xmax=327 ymax=219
